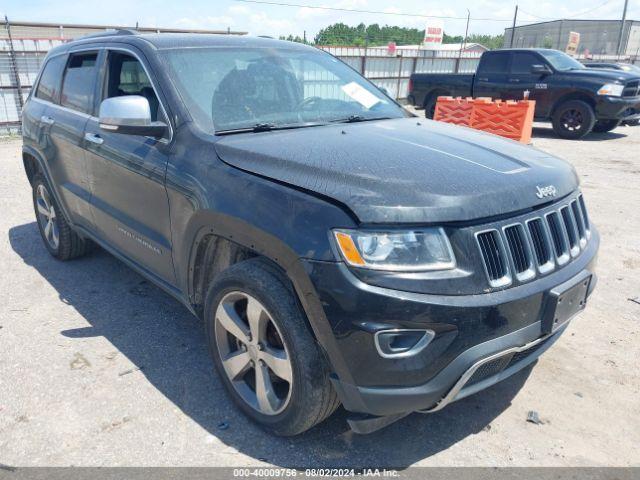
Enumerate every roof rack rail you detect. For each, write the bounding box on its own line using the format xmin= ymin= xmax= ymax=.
xmin=79 ymin=29 xmax=140 ymax=39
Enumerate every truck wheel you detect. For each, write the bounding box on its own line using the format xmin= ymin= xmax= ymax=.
xmin=32 ymin=173 xmax=91 ymax=260
xmin=551 ymin=100 xmax=596 ymax=139
xmin=625 ymin=119 xmax=639 ymax=126
xmin=592 ymin=119 xmax=621 ymax=133
xmin=204 ymin=258 xmax=339 ymax=436
xmin=424 ymin=96 xmax=438 ymax=119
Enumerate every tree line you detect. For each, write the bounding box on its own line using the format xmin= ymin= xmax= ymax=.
xmin=279 ymin=23 xmax=504 ymax=50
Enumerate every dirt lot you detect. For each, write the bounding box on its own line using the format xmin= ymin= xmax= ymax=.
xmin=0 ymin=122 xmax=639 ymax=468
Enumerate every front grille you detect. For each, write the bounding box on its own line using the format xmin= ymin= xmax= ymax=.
xmin=476 ymin=193 xmax=591 ymax=287
xmin=623 ymin=80 xmax=640 ymax=97
xmin=477 ymin=230 xmax=509 ymax=286
xmin=527 ymin=218 xmax=552 ymax=267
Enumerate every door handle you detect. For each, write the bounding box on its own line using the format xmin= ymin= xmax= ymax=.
xmin=509 ymin=78 xmax=521 ymax=83
xmin=478 ymin=77 xmax=489 ymax=82
xmin=40 ymin=115 xmax=55 ymax=125
xmin=84 ymin=133 xmax=104 ymax=145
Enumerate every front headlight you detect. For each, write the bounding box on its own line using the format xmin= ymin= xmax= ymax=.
xmin=597 ymin=83 xmax=624 ymax=96
xmin=333 ymin=228 xmax=456 ymax=271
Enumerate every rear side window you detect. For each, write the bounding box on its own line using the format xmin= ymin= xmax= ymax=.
xmin=35 ymin=55 xmax=66 ymax=103
xmin=510 ymin=52 xmax=540 ymax=74
xmin=60 ymin=52 xmax=98 ymax=114
xmin=478 ymin=53 xmax=509 ymax=74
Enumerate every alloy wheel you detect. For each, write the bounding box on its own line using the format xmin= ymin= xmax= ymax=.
xmin=214 ymin=291 xmax=293 ymax=416
xmin=560 ymin=109 xmax=584 ymax=132
xmin=36 ymin=184 xmax=59 ymax=250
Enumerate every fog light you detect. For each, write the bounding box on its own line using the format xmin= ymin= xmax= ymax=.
xmin=374 ymin=329 xmax=435 ymax=358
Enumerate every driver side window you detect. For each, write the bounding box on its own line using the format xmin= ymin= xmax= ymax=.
xmin=104 ymin=51 xmax=163 ymax=123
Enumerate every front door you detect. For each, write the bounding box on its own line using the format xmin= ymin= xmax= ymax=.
xmin=84 ymin=47 xmax=176 ymax=285
xmin=503 ymin=51 xmax=553 ymax=116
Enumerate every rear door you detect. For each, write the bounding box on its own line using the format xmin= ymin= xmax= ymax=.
xmin=504 ymin=51 xmax=553 ymax=115
xmin=45 ymin=50 xmax=102 ymax=229
xmin=473 ymin=51 xmax=510 ymax=99
xmin=83 ymin=46 xmax=176 ymax=284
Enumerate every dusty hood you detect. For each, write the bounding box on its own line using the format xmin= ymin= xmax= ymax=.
xmin=215 ymin=118 xmax=579 ymax=224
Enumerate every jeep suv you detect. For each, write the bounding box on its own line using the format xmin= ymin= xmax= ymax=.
xmin=21 ymin=31 xmax=599 ymax=436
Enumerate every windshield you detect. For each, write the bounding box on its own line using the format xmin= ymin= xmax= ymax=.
xmin=538 ymin=50 xmax=585 ymax=71
xmin=163 ymin=46 xmax=406 ymax=132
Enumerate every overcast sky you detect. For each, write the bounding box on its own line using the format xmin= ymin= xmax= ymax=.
xmin=3 ymin=0 xmax=638 ymax=39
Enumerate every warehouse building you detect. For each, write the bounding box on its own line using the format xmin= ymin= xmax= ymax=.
xmin=1 ymin=20 xmax=246 ymax=134
xmin=504 ymin=19 xmax=640 ymax=56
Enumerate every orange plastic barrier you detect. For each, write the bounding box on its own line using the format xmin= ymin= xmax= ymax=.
xmin=434 ymin=96 xmax=536 ymax=144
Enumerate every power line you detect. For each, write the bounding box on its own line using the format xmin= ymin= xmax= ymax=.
xmin=518 ymin=0 xmax=614 ymax=21
xmin=233 ymin=0 xmax=516 ymax=22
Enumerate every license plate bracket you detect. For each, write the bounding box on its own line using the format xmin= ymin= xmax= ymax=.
xmin=542 ymin=272 xmax=591 ymax=334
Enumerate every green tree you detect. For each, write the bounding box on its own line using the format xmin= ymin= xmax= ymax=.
xmin=312 ymin=23 xmax=503 ymax=49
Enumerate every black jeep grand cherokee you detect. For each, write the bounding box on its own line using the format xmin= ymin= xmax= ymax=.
xmin=21 ymin=32 xmax=598 ymax=435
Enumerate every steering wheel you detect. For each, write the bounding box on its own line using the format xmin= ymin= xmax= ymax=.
xmin=297 ymin=96 xmax=324 ymax=111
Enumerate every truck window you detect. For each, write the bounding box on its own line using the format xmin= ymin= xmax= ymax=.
xmin=104 ymin=51 xmax=162 ymax=122
xmin=35 ymin=55 xmax=66 ymax=103
xmin=60 ymin=52 xmax=98 ymax=114
xmin=477 ymin=53 xmax=509 ymax=74
xmin=510 ymin=52 xmax=540 ymax=74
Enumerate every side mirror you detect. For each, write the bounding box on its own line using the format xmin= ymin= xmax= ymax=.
xmin=99 ymin=95 xmax=166 ymax=138
xmin=531 ymin=64 xmax=552 ymax=75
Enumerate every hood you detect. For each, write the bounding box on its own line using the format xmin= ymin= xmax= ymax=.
xmin=565 ymin=67 xmax=640 ymax=83
xmin=215 ymin=118 xmax=579 ymax=224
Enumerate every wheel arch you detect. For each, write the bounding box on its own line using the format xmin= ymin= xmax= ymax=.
xmin=550 ymin=92 xmax=596 ymax=117
xmin=182 ymin=210 xmax=356 ymax=385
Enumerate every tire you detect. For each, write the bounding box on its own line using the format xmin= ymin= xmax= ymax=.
xmin=204 ymin=258 xmax=339 ymax=436
xmin=551 ymin=100 xmax=596 ymax=139
xmin=424 ymin=95 xmax=439 ymax=119
xmin=624 ymin=119 xmax=639 ymax=126
xmin=592 ymin=119 xmax=621 ymax=133
xmin=32 ymin=173 xmax=91 ymax=260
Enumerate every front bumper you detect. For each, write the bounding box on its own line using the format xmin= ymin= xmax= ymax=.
xmin=596 ymin=95 xmax=640 ymax=120
xmin=301 ymin=229 xmax=598 ymax=417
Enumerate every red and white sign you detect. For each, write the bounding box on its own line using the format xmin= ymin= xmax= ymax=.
xmin=423 ymin=21 xmax=444 ymax=48
xmin=387 ymin=41 xmax=397 ymax=56
xmin=566 ymin=31 xmax=580 ymax=56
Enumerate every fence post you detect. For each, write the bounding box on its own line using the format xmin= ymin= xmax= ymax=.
xmin=4 ymin=16 xmax=25 ymax=123
xmin=396 ymin=55 xmax=403 ymax=100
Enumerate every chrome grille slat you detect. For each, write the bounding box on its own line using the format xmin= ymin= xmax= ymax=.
xmin=476 ymin=193 xmax=591 ymax=287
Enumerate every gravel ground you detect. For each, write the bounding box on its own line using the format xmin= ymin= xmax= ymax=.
xmin=0 ymin=122 xmax=639 ymax=468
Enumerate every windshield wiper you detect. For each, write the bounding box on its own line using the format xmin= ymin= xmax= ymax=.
xmin=330 ymin=114 xmax=392 ymax=124
xmin=216 ymin=122 xmax=327 ymax=135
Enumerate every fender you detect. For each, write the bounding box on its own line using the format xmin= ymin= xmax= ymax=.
xmin=22 ymin=144 xmax=76 ymax=229
xmin=183 ymin=210 xmax=358 ymax=386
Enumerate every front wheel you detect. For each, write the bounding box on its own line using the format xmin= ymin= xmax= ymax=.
xmin=205 ymin=258 xmax=339 ymax=436
xmin=592 ymin=119 xmax=621 ymax=133
xmin=551 ymin=100 xmax=596 ymax=139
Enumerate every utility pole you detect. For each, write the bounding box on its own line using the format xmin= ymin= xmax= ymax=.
xmin=509 ymin=5 xmax=518 ymax=48
xmin=616 ymin=0 xmax=629 ymax=56
xmin=459 ymin=9 xmax=470 ymax=60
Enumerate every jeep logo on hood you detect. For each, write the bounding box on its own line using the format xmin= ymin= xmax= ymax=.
xmin=535 ymin=185 xmax=557 ymax=199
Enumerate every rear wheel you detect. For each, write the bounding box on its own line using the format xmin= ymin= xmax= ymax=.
xmin=551 ymin=100 xmax=596 ymax=139
xmin=32 ymin=174 xmax=91 ymax=260
xmin=625 ymin=119 xmax=639 ymax=126
xmin=205 ymin=258 xmax=339 ymax=436
xmin=592 ymin=119 xmax=621 ymax=133
xmin=424 ymin=96 xmax=438 ymax=119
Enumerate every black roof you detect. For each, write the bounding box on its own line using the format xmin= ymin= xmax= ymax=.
xmin=47 ymin=32 xmax=312 ymax=56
